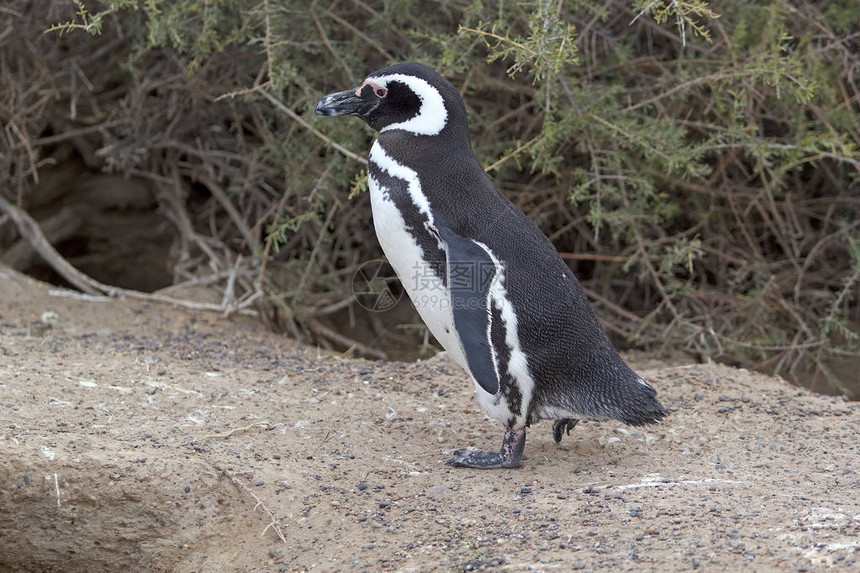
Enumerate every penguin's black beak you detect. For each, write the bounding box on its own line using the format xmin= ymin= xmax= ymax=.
xmin=315 ymin=88 xmax=375 ymax=117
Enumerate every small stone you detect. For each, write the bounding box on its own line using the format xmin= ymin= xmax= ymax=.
xmin=357 ymin=481 xmax=367 ymax=491
xmin=573 ymin=561 xmax=585 ymax=570
xmin=379 ymin=500 xmax=391 ymax=508
xmin=184 ymin=485 xmax=191 ymax=493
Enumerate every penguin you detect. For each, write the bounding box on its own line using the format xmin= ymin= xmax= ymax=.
xmin=315 ymin=62 xmax=667 ymax=469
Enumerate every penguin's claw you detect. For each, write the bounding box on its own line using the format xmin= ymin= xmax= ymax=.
xmin=552 ymin=418 xmax=579 ymax=443
xmin=446 ymin=427 xmax=526 ymax=469
xmin=446 ymin=449 xmax=512 ymax=468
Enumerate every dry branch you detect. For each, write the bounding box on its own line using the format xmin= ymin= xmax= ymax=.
xmin=0 ymin=194 xmax=262 ymax=315
xmin=1 ymin=205 xmax=86 ymax=270
xmin=208 ymin=462 xmax=287 ymax=544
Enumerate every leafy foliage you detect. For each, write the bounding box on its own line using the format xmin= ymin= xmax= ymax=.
xmin=2 ymin=0 xmax=858 ymax=395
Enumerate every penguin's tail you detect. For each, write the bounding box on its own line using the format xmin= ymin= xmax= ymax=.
xmin=618 ymin=376 xmax=668 ymax=426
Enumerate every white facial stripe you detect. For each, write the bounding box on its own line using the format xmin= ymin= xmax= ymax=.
xmin=370 ymin=73 xmax=448 ymax=135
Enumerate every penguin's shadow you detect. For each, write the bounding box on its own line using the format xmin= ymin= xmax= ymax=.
xmin=528 ymin=425 xmax=635 ymax=469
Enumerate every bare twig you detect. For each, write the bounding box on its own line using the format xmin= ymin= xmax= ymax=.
xmin=202 ymin=421 xmax=270 ymax=439
xmin=1 ymin=205 xmax=86 ymax=269
xmin=307 ymin=319 xmax=387 ymax=360
xmin=0 ymin=194 xmax=100 ymax=295
xmin=311 ymin=2 xmax=354 ymax=83
xmin=199 ymin=176 xmax=262 ymax=255
xmin=256 ymin=89 xmax=367 ymax=165
xmin=324 ymin=9 xmax=394 ymax=60
xmin=0 ymin=194 xmax=261 ymax=314
xmin=209 ymin=462 xmax=286 ymax=544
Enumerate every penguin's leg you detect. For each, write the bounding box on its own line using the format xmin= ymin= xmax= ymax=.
xmin=446 ymin=426 xmax=526 ymax=469
xmin=552 ymin=418 xmax=579 ymax=443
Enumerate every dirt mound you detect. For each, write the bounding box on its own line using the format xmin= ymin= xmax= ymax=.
xmin=1 ymin=264 xmax=858 ymax=571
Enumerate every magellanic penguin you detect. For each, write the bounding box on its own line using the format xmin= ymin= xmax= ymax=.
xmin=315 ymin=62 xmax=667 ymax=469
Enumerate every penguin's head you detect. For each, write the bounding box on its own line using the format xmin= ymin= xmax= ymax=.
xmin=315 ymin=62 xmax=466 ymax=137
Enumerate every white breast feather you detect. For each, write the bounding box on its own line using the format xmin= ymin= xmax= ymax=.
xmin=368 ymin=141 xmax=536 ymax=427
xmin=367 ymin=142 xmax=465 ymax=370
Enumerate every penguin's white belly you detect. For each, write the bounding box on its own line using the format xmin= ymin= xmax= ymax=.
xmin=366 ymin=141 xmax=521 ymax=426
xmin=368 ymin=176 xmax=468 ymax=370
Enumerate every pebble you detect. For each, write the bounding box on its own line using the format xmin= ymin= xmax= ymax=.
xmin=357 ymin=481 xmax=367 ymax=491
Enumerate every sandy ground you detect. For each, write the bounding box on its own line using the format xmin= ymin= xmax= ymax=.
xmin=0 ymin=264 xmax=858 ymax=572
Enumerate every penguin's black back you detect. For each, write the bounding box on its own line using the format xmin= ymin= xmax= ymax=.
xmin=378 ymin=123 xmax=665 ymax=425
xmin=363 ymin=63 xmax=666 ymax=425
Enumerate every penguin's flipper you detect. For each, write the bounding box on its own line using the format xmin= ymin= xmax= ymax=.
xmin=439 ymin=228 xmax=502 ymax=396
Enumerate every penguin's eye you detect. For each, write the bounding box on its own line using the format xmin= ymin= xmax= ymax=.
xmin=374 ymin=87 xmax=387 ymax=98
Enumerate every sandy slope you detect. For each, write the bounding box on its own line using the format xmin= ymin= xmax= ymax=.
xmin=1 ymin=265 xmax=858 ymax=572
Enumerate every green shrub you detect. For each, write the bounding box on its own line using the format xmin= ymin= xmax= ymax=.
xmin=3 ymin=0 xmax=858 ymax=395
